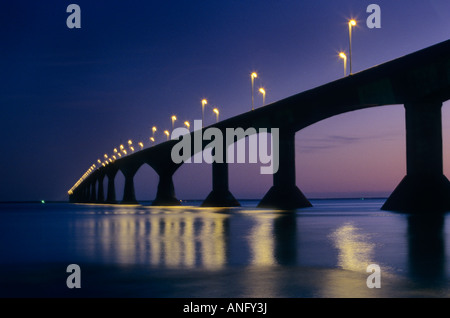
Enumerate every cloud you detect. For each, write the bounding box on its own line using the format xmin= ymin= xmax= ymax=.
xmin=297 ymin=131 xmax=401 ymax=153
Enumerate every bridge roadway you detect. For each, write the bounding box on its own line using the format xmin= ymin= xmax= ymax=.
xmin=70 ymin=39 xmax=450 ymax=213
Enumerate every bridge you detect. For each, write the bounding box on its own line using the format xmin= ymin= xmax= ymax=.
xmin=69 ymin=39 xmax=450 ymax=213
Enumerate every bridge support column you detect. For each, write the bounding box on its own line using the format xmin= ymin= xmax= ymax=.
xmin=152 ymin=172 xmax=180 ymax=206
xmin=122 ymin=172 xmax=138 ymax=204
xmin=89 ymin=181 xmax=97 ymax=203
xmin=83 ymin=185 xmax=90 ymax=203
xmin=202 ymin=159 xmax=240 ymax=207
xmin=382 ymin=100 xmax=450 ymax=212
xmin=258 ymin=130 xmax=312 ymax=209
xmin=106 ymin=172 xmax=117 ymax=204
xmin=97 ymin=174 xmax=105 ymax=203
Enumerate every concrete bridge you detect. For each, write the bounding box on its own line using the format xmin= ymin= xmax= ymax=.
xmin=69 ymin=39 xmax=450 ymax=213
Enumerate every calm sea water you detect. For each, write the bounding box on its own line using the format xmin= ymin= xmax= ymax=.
xmin=0 ymin=199 xmax=449 ymax=298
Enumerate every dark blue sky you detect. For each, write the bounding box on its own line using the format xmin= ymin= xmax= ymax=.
xmin=1 ymin=1 xmax=450 ymax=201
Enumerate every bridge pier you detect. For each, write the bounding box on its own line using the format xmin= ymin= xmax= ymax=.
xmin=258 ymin=130 xmax=312 ymax=209
xmin=121 ymin=171 xmax=138 ymax=204
xmin=202 ymin=157 xmax=240 ymax=207
xmin=105 ymin=169 xmax=118 ymax=203
xmin=382 ymin=100 xmax=450 ymax=213
xmin=82 ymin=184 xmax=90 ymax=203
xmin=152 ymin=172 xmax=180 ymax=206
xmin=89 ymin=180 xmax=97 ymax=203
xmin=97 ymin=173 xmax=105 ymax=203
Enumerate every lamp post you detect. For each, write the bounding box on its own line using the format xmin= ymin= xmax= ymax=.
xmin=213 ymin=108 xmax=219 ymax=122
xmin=152 ymin=126 xmax=157 ymax=137
xmin=251 ymin=72 xmax=258 ymax=110
xmin=164 ymin=130 xmax=170 ymax=141
xmin=184 ymin=121 xmax=190 ymax=130
xmin=348 ymin=19 xmax=356 ymax=75
xmin=171 ymin=115 xmax=177 ymax=130
xmin=259 ymin=87 xmax=266 ymax=106
xmin=201 ymin=99 xmax=207 ymax=127
xmin=339 ymin=52 xmax=347 ymax=76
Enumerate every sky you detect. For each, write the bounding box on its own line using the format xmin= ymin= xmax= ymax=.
xmin=1 ymin=0 xmax=450 ymax=201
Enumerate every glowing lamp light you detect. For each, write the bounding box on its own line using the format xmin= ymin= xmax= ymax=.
xmin=201 ymin=99 xmax=208 ymax=127
xmin=251 ymin=72 xmax=258 ymax=110
xmin=339 ymin=52 xmax=347 ymax=76
xmin=259 ymin=87 xmax=266 ymax=106
xmin=213 ymin=108 xmax=219 ymax=122
xmin=348 ymin=19 xmax=357 ymax=74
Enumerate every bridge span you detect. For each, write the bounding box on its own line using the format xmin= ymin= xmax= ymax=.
xmin=69 ymin=39 xmax=450 ymax=213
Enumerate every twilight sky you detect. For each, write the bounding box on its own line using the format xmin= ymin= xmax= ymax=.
xmin=1 ymin=0 xmax=450 ymax=201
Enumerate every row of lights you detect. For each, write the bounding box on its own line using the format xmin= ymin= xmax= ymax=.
xmin=68 ymin=163 xmax=97 ymax=195
xmin=69 ymin=19 xmax=356 ymax=195
xmin=67 ymin=105 xmax=218 ymax=195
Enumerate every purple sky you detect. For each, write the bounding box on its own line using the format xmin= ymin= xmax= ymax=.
xmin=1 ymin=0 xmax=450 ymax=201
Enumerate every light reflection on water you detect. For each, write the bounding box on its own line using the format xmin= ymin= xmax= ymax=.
xmin=329 ymin=222 xmax=376 ymax=272
xmin=87 ymin=210 xmax=229 ymax=268
xmin=1 ymin=199 xmax=450 ymax=297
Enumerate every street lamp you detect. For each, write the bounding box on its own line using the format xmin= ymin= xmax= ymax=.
xmin=348 ymin=19 xmax=356 ymax=75
xmin=152 ymin=126 xmax=157 ymax=137
xmin=213 ymin=108 xmax=219 ymax=122
xmin=201 ymin=99 xmax=207 ymax=127
xmin=184 ymin=121 xmax=190 ymax=130
xmin=149 ymin=136 xmax=155 ymax=143
xmin=251 ymin=72 xmax=258 ymax=110
xmin=339 ymin=52 xmax=347 ymax=76
xmin=259 ymin=87 xmax=266 ymax=106
xmin=164 ymin=130 xmax=170 ymax=140
xmin=171 ymin=115 xmax=177 ymax=130
xmin=138 ymin=142 xmax=144 ymax=149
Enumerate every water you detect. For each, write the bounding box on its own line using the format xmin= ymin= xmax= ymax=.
xmin=0 ymin=199 xmax=449 ymax=298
